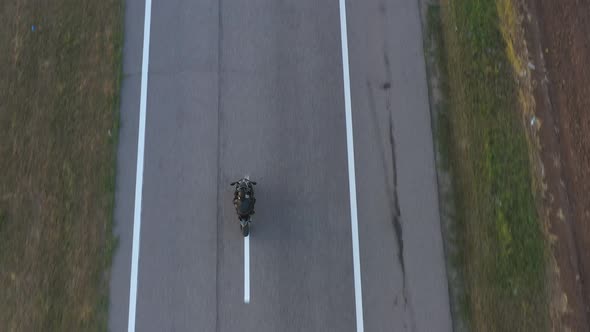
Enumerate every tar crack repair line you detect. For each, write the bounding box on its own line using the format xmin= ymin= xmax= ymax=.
xmin=384 ymin=52 xmax=417 ymax=332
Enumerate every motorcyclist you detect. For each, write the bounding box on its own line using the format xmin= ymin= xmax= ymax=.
xmin=232 ymin=180 xmax=256 ymax=219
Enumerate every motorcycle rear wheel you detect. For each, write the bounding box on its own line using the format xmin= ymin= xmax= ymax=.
xmin=241 ymin=223 xmax=250 ymax=237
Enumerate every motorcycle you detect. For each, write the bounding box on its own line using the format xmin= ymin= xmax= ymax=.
xmin=230 ymin=178 xmax=257 ymax=237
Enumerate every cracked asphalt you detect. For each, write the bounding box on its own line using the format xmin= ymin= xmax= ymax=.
xmin=108 ymin=0 xmax=452 ymax=331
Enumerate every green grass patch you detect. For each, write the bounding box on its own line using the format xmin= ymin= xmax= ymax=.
xmin=427 ymin=5 xmax=452 ymax=171
xmin=0 ymin=0 xmax=123 ymax=330
xmin=427 ymin=1 xmax=548 ymax=331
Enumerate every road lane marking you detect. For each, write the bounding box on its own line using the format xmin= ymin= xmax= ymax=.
xmin=128 ymin=0 xmax=153 ymax=330
xmin=244 ymin=174 xmax=251 ymax=304
xmin=244 ymin=234 xmax=250 ymax=304
xmin=338 ymin=1 xmax=364 ymax=331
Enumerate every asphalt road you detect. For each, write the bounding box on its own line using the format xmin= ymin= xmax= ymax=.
xmin=109 ymin=0 xmax=451 ymax=331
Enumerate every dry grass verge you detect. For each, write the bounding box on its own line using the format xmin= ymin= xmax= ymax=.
xmin=0 ymin=1 xmax=123 ymax=330
xmin=427 ymin=0 xmax=549 ymax=330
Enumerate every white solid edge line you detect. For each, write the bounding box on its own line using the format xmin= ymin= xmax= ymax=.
xmin=338 ymin=1 xmax=364 ymax=332
xmin=127 ymin=0 xmax=153 ymax=331
xmin=244 ymin=235 xmax=250 ymax=304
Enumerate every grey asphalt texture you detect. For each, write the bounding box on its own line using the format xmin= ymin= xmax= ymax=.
xmin=109 ymin=0 xmax=451 ymax=331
